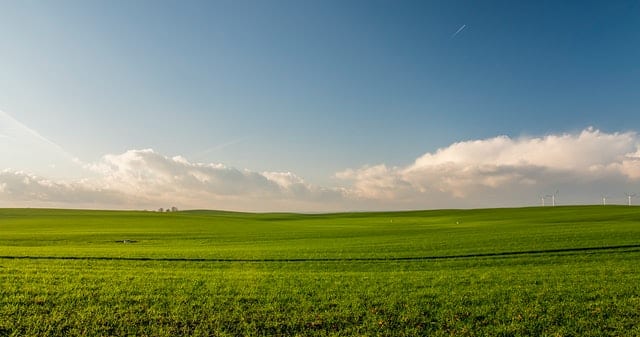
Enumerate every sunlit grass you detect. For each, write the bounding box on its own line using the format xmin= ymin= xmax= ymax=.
xmin=1 ymin=206 xmax=639 ymax=336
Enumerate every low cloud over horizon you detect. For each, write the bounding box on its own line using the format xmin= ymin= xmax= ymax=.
xmin=3 ymin=128 xmax=640 ymax=211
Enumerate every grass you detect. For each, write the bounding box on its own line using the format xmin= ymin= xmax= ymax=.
xmin=1 ymin=206 xmax=639 ymax=336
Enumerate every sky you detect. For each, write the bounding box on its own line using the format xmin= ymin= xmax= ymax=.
xmin=1 ymin=0 xmax=640 ymax=211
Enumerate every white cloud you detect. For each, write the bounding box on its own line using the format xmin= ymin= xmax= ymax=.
xmin=0 ymin=170 xmax=127 ymax=208
xmin=336 ymin=165 xmax=414 ymax=200
xmin=336 ymin=128 xmax=640 ymax=208
xmin=3 ymin=128 xmax=640 ymax=211
xmin=0 ymin=149 xmax=344 ymax=211
xmin=410 ymin=127 xmax=637 ymax=172
xmin=84 ymin=149 xmax=342 ymax=211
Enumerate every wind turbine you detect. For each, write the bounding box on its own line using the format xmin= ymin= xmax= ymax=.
xmin=546 ymin=190 xmax=559 ymax=207
xmin=539 ymin=195 xmax=546 ymax=206
xmin=625 ymin=193 xmax=637 ymax=206
xmin=601 ymin=194 xmax=608 ymax=206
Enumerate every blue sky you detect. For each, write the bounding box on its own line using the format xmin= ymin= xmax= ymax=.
xmin=1 ymin=1 xmax=640 ymax=210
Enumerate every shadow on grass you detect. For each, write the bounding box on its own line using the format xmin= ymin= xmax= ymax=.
xmin=1 ymin=244 xmax=639 ymax=263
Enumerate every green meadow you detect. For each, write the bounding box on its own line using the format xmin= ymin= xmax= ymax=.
xmin=1 ymin=206 xmax=639 ymax=336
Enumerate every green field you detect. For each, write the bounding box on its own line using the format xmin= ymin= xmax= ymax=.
xmin=1 ymin=206 xmax=639 ymax=336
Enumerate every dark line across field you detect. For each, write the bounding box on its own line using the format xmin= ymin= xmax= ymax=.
xmin=1 ymin=244 xmax=639 ymax=263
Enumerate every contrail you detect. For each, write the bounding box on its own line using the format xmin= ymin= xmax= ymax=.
xmin=451 ymin=24 xmax=467 ymax=38
xmin=191 ymin=137 xmax=249 ymax=159
xmin=0 ymin=109 xmax=79 ymax=162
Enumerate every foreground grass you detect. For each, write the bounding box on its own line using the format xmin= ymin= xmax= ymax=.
xmin=1 ymin=206 xmax=640 ymax=336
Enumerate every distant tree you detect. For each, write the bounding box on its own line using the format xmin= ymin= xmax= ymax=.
xmin=171 ymin=206 xmax=178 ymax=212
xmin=158 ymin=208 xmax=163 ymax=212
xmin=165 ymin=208 xmax=171 ymax=212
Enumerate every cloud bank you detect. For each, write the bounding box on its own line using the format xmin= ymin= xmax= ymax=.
xmin=0 ymin=149 xmax=342 ymax=211
xmin=336 ymin=128 xmax=640 ymax=208
xmin=2 ymin=128 xmax=640 ymax=211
